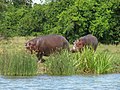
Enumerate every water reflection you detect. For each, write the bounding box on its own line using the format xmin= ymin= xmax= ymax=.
xmin=0 ymin=74 xmax=120 ymax=90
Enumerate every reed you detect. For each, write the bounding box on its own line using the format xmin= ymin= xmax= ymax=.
xmin=111 ymin=53 xmax=120 ymax=73
xmin=45 ymin=47 xmax=114 ymax=75
xmin=0 ymin=48 xmax=37 ymax=76
xmin=45 ymin=50 xmax=76 ymax=76
xmin=74 ymin=48 xmax=113 ymax=74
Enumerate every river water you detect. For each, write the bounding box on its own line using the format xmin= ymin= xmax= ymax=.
xmin=0 ymin=74 xmax=120 ymax=90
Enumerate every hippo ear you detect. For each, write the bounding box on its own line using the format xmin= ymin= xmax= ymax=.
xmin=73 ymin=39 xmax=78 ymax=44
xmin=25 ymin=42 xmax=30 ymax=47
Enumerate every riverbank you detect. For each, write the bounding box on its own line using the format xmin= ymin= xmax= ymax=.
xmin=0 ymin=37 xmax=120 ymax=75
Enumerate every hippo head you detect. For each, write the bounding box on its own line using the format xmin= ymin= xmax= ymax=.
xmin=70 ymin=39 xmax=85 ymax=53
xmin=25 ymin=41 xmax=36 ymax=54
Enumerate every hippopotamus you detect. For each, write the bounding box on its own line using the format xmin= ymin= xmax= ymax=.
xmin=25 ymin=34 xmax=70 ymax=63
xmin=71 ymin=34 xmax=98 ymax=52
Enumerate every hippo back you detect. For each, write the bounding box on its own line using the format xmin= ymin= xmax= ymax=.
xmin=81 ymin=34 xmax=98 ymax=50
xmin=35 ymin=34 xmax=70 ymax=56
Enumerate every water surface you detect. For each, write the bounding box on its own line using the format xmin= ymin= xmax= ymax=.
xmin=0 ymin=74 xmax=120 ymax=90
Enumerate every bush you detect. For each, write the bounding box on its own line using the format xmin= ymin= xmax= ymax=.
xmin=0 ymin=0 xmax=120 ymax=44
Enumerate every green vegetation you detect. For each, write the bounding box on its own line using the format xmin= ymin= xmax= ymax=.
xmin=45 ymin=50 xmax=76 ymax=75
xmin=0 ymin=40 xmax=38 ymax=76
xmin=0 ymin=37 xmax=120 ymax=76
xmin=0 ymin=50 xmax=37 ymax=76
xmin=45 ymin=48 xmax=114 ymax=75
xmin=0 ymin=0 xmax=119 ymax=76
xmin=0 ymin=0 xmax=120 ymax=44
xmin=74 ymin=48 xmax=113 ymax=74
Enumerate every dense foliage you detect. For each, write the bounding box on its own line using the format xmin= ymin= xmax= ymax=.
xmin=45 ymin=48 xmax=113 ymax=75
xmin=0 ymin=48 xmax=37 ymax=76
xmin=0 ymin=0 xmax=120 ymax=43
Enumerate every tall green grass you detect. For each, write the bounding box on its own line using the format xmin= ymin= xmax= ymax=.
xmin=74 ymin=48 xmax=113 ymax=74
xmin=111 ymin=53 xmax=120 ymax=73
xmin=45 ymin=48 xmax=114 ymax=75
xmin=45 ymin=50 xmax=76 ymax=76
xmin=0 ymin=48 xmax=37 ymax=76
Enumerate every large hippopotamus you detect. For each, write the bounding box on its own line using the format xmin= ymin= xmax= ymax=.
xmin=25 ymin=34 xmax=70 ymax=62
xmin=71 ymin=34 xmax=98 ymax=52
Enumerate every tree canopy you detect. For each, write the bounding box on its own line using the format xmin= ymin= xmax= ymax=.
xmin=0 ymin=0 xmax=120 ymax=44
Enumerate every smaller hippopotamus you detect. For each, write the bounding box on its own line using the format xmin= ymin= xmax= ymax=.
xmin=71 ymin=34 xmax=98 ymax=52
xmin=25 ymin=34 xmax=70 ymax=63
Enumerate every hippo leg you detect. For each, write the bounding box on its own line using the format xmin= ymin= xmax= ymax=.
xmin=36 ymin=53 xmax=46 ymax=63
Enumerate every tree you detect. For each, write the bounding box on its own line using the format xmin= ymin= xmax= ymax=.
xmin=11 ymin=0 xmax=32 ymax=7
xmin=0 ymin=0 xmax=7 ymax=12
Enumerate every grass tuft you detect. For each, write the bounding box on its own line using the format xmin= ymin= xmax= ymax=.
xmin=45 ymin=50 xmax=75 ymax=76
xmin=74 ymin=48 xmax=113 ymax=74
xmin=45 ymin=47 xmax=114 ymax=75
xmin=0 ymin=48 xmax=37 ymax=76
